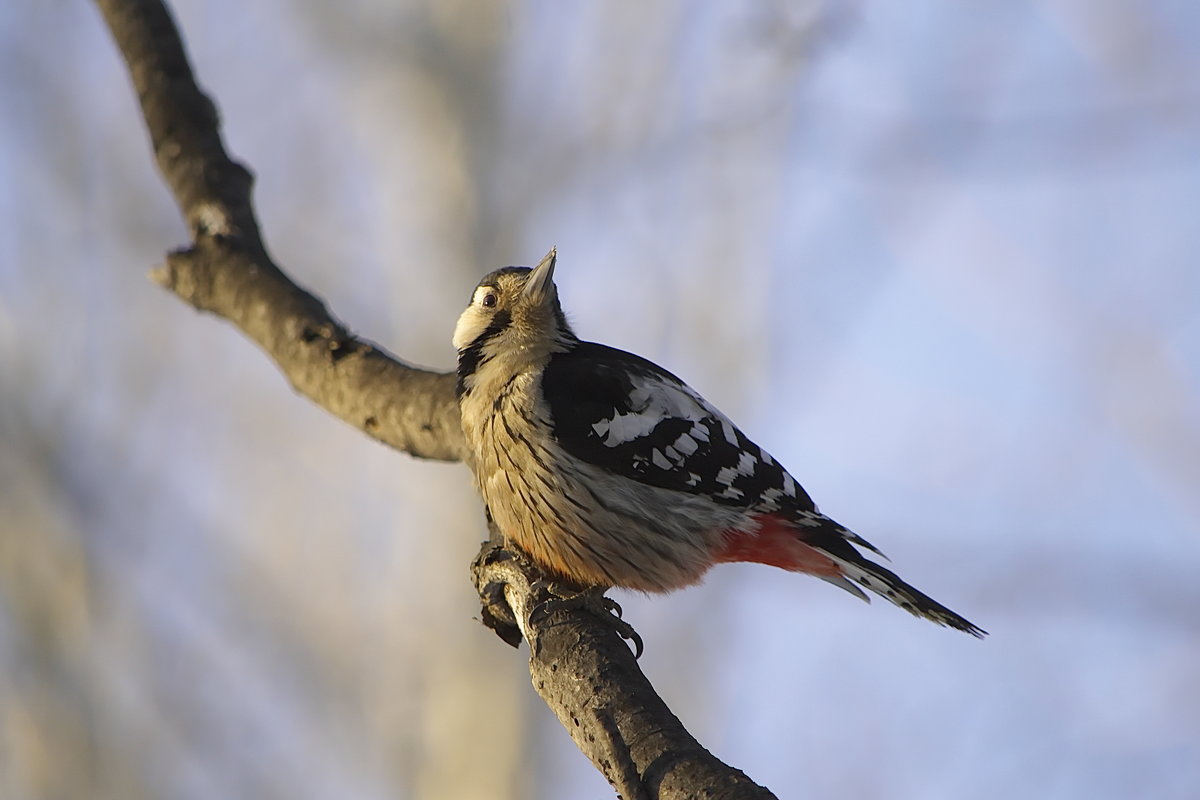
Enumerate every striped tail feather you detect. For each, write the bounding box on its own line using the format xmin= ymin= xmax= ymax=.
xmin=804 ymin=519 xmax=987 ymax=638
xmin=823 ymin=550 xmax=987 ymax=638
xmin=722 ymin=512 xmax=986 ymax=637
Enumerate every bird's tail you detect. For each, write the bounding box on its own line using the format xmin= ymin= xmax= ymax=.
xmin=806 ymin=519 xmax=988 ymax=638
xmin=723 ymin=512 xmax=986 ymax=637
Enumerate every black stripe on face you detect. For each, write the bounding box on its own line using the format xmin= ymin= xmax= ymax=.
xmin=456 ymin=309 xmax=512 ymax=397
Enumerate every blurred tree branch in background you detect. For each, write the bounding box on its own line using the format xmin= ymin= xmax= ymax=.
xmin=93 ymin=0 xmax=776 ymax=796
xmin=95 ymin=0 xmax=465 ymax=464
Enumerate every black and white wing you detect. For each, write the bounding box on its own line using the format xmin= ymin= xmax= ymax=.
xmin=540 ymin=342 xmax=815 ymax=512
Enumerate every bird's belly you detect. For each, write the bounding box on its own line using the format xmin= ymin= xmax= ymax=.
xmin=475 ymin=434 xmax=752 ymax=592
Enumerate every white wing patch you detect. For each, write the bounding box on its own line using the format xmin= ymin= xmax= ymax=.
xmin=672 ymin=432 xmax=699 ymax=456
xmin=591 ymin=379 xmax=713 ymax=447
xmin=759 ymin=487 xmax=785 ymax=505
xmin=550 ymin=349 xmax=816 ymax=514
xmin=720 ymin=419 xmax=738 ymax=446
xmin=715 ymin=465 xmax=739 ymax=486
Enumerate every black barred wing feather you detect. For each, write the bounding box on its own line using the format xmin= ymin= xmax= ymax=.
xmin=540 ymin=342 xmax=816 ymax=512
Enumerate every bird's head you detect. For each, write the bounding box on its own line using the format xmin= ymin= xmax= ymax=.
xmin=453 ymin=248 xmax=576 ymax=394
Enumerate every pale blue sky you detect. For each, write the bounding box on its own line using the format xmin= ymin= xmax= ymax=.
xmin=2 ymin=2 xmax=1198 ymax=799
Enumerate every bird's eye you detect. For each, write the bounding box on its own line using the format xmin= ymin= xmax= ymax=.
xmin=481 ymin=292 xmax=498 ymax=308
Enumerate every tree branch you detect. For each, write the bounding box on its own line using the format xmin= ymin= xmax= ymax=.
xmin=95 ymin=1 xmax=777 ymax=796
xmin=95 ymin=0 xmax=465 ymax=462
xmin=473 ymin=541 xmax=777 ymax=799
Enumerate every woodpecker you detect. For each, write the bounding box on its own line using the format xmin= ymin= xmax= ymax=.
xmin=454 ymin=249 xmax=985 ymax=637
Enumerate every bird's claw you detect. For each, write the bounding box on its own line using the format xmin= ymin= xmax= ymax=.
xmin=531 ymin=585 xmax=644 ymax=659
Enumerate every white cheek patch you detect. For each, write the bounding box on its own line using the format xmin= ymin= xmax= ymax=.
xmin=453 ymin=307 xmax=488 ymax=350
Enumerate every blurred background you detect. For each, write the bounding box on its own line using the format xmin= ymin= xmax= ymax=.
xmin=2 ymin=1 xmax=1199 ymax=798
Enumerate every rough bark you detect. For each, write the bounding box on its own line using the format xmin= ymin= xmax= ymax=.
xmin=94 ymin=1 xmax=778 ymax=796
xmin=474 ymin=542 xmax=777 ymax=800
xmin=96 ymin=0 xmax=465 ymax=462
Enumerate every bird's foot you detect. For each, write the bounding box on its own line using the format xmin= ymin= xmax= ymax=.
xmin=530 ymin=583 xmax=644 ymax=659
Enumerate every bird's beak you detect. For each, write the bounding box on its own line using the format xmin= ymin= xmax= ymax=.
xmin=523 ymin=246 xmax=557 ymax=302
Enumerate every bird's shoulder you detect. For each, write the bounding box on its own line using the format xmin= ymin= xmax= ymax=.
xmin=540 ymin=341 xmax=815 ymax=510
